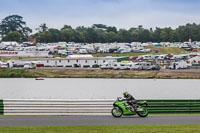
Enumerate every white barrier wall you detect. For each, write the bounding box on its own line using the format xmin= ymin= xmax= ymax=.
xmin=1 ymin=78 xmax=200 ymax=99
xmin=3 ymin=99 xmax=114 ymax=115
xmin=0 ymin=51 xmax=49 ymax=57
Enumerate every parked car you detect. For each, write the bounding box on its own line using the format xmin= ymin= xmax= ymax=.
xmin=113 ymin=62 xmax=129 ymax=70
xmin=0 ymin=63 xmax=9 ymax=69
xmin=24 ymin=62 xmax=36 ymax=69
xmin=131 ymin=62 xmax=160 ymax=70
xmin=100 ymin=62 xmax=113 ymax=69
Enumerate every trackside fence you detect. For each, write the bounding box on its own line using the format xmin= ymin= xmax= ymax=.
xmin=0 ymin=100 xmax=3 ymax=115
xmin=147 ymin=99 xmax=200 ymax=113
xmin=1 ymin=99 xmax=200 ymax=115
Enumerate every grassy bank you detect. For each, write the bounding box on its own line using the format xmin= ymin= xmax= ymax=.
xmin=92 ymin=46 xmax=190 ymax=57
xmin=0 ymin=68 xmax=200 ymax=79
xmin=0 ymin=125 xmax=200 ymax=133
xmin=0 ymin=69 xmax=35 ymax=78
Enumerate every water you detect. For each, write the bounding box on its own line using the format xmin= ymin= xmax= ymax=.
xmin=0 ymin=78 xmax=199 ymax=99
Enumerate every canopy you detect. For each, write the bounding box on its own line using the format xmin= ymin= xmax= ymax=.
xmin=55 ymin=46 xmax=63 ymax=49
xmin=61 ymin=45 xmax=67 ymax=50
xmin=154 ymin=44 xmax=161 ymax=47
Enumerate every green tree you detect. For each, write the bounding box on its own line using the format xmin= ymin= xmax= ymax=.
xmin=73 ymin=30 xmax=84 ymax=42
xmin=33 ymin=23 xmax=200 ymax=43
xmin=76 ymin=26 xmax=88 ymax=42
xmin=61 ymin=25 xmax=72 ymax=30
xmin=48 ymin=29 xmax=61 ymax=42
xmin=35 ymin=31 xmax=51 ymax=43
xmin=152 ymin=27 xmax=162 ymax=42
xmin=0 ymin=15 xmax=32 ymax=41
xmin=106 ymin=32 xmax=117 ymax=43
xmin=129 ymin=27 xmax=139 ymax=42
xmin=2 ymin=31 xmax=22 ymax=42
xmin=86 ymin=28 xmax=98 ymax=43
xmin=175 ymin=23 xmax=200 ymax=42
xmin=96 ymin=29 xmax=106 ymax=43
xmin=93 ymin=24 xmax=107 ymax=29
xmin=106 ymin=26 xmax=117 ymax=33
xmin=118 ymin=29 xmax=131 ymax=42
xmin=160 ymin=27 xmax=173 ymax=42
xmin=60 ymin=29 xmax=74 ymax=42
xmin=140 ymin=29 xmax=150 ymax=42
xmin=36 ymin=23 xmax=48 ymax=32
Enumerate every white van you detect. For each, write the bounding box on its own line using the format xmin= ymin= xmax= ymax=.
xmin=132 ymin=62 xmax=152 ymax=70
xmin=131 ymin=62 xmax=160 ymax=70
xmin=78 ymin=48 xmax=88 ymax=54
xmin=113 ymin=62 xmax=129 ymax=70
xmin=130 ymin=63 xmax=141 ymax=70
xmin=24 ymin=62 xmax=36 ymax=69
xmin=169 ymin=60 xmax=189 ymax=69
xmin=100 ymin=62 xmax=113 ymax=69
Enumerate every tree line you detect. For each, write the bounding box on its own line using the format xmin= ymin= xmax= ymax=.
xmin=1 ymin=15 xmax=200 ymax=43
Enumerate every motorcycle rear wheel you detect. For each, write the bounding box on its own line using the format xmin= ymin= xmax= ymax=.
xmin=137 ymin=107 xmax=148 ymax=117
xmin=111 ymin=107 xmax=123 ymax=118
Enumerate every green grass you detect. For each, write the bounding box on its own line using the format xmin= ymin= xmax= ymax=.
xmin=53 ymin=54 xmax=67 ymax=58
xmin=0 ymin=69 xmax=35 ymax=78
xmin=0 ymin=69 xmax=200 ymax=79
xmin=92 ymin=52 xmax=149 ymax=57
xmin=28 ymin=69 xmax=58 ymax=78
xmin=0 ymin=69 xmax=58 ymax=78
xmin=92 ymin=46 xmax=190 ymax=57
xmin=92 ymin=52 xmax=147 ymax=57
xmin=0 ymin=125 xmax=200 ymax=133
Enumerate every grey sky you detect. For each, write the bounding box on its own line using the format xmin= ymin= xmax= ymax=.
xmin=0 ymin=0 xmax=200 ymax=31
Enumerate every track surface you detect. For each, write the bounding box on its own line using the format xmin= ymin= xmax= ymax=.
xmin=0 ymin=115 xmax=200 ymax=126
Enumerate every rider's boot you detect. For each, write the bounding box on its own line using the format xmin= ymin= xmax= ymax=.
xmin=130 ymin=106 xmax=135 ymax=112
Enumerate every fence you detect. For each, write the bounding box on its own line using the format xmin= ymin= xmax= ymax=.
xmin=1 ymin=99 xmax=200 ymax=115
xmin=0 ymin=100 xmax=3 ymax=115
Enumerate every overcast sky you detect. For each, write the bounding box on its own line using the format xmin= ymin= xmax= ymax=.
xmin=1 ymin=0 xmax=200 ymax=31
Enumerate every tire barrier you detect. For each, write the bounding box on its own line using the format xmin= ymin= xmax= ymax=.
xmin=2 ymin=99 xmax=200 ymax=115
xmin=147 ymin=99 xmax=200 ymax=113
xmin=0 ymin=100 xmax=3 ymax=115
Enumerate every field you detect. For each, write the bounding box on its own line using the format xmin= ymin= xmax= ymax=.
xmin=0 ymin=125 xmax=200 ymax=133
xmin=0 ymin=68 xmax=200 ymax=79
xmin=92 ymin=46 xmax=191 ymax=57
xmin=0 ymin=46 xmax=199 ymax=79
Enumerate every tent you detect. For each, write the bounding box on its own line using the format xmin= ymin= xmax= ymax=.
xmin=154 ymin=44 xmax=162 ymax=47
xmin=125 ymin=43 xmax=131 ymax=47
xmin=61 ymin=45 xmax=67 ymax=50
xmin=55 ymin=46 xmax=63 ymax=49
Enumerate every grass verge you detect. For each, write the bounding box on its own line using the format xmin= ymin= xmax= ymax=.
xmin=1 ymin=69 xmax=200 ymax=79
xmin=0 ymin=125 xmax=200 ymax=133
xmin=0 ymin=69 xmax=35 ymax=78
xmin=92 ymin=46 xmax=190 ymax=57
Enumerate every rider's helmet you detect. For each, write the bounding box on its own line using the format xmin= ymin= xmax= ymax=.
xmin=123 ymin=91 xmax=129 ymax=98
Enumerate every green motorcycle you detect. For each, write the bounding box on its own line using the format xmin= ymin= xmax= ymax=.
xmin=111 ymin=97 xmax=148 ymax=118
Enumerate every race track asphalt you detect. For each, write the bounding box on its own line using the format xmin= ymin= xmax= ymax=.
xmin=0 ymin=115 xmax=200 ymax=126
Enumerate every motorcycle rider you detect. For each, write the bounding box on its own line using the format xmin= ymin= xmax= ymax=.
xmin=123 ymin=91 xmax=137 ymax=112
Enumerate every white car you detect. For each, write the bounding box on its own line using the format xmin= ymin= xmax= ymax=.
xmin=0 ymin=63 xmax=8 ymax=69
xmin=24 ymin=62 xmax=36 ymax=69
xmin=100 ymin=62 xmax=113 ymax=69
xmin=112 ymin=62 xmax=129 ymax=70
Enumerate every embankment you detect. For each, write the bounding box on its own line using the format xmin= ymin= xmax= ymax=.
xmin=0 ymin=68 xmax=200 ymax=79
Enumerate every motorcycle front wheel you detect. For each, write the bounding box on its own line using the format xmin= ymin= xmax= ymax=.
xmin=137 ymin=107 xmax=148 ymax=117
xmin=111 ymin=107 xmax=123 ymax=118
